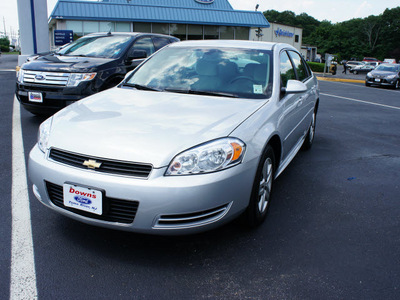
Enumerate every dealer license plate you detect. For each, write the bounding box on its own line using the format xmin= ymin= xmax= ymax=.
xmin=28 ymin=92 xmax=43 ymax=103
xmin=63 ymin=183 xmax=103 ymax=215
xmin=375 ymin=78 xmax=381 ymax=82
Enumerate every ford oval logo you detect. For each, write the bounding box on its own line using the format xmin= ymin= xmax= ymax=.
xmin=35 ymin=74 xmax=45 ymax=80
xmin=195 ymin=0 xmax=214 ymax=4
xmin=74 ymin=196 xmax=92 ymax=205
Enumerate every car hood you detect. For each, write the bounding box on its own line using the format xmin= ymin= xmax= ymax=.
xmin=22 ymin=54 xmax=114 ymax=72
xmin=48 ymin=88 xmax=266 ymax=168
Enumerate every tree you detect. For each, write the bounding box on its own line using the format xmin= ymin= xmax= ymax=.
xmin=0 ymin=37 xmax=10 ymax=52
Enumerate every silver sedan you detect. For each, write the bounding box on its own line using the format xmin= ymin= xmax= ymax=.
xmin=29 ymin=40 xmax=319 ymax=235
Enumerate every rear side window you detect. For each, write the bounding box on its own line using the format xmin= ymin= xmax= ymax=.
xmin=152 ymin=37 xmax=171 ymax=51
xmin=132 ymin=37 xmax=155 ymax=57
xmin=288 ymin=51 xmax=310 ymax=81
xmin=280 ymin=51 xmax=296 ymax=87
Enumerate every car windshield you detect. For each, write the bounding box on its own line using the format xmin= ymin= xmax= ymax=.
xmin=57 ymin=35 xmax=132 ymax=58
xmin=126 ymin=46 xmax=273 ymax=99
xmin=375 ymin=64 xmax=400 ymax=72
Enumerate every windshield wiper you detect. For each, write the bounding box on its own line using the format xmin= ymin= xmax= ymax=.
xmin=164 ymin=88 xmax=238 ymax=98
xmin=122 ymin=83 xmax=161 ymax=92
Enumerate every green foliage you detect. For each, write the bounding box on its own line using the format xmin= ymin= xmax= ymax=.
xmin=0 ymin=37 xmax=10 ymax=52
xmin=307 ymin=62 xmax=325 ymax=73
xmin=263 ymin=7 xmax=400 ymax=62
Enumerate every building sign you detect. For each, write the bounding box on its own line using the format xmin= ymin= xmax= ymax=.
xmin=54 ymin=30 xmax=73 ymax=46
xmin=195 ymin=0 xmax=214 ymax=4
xmin=274 ymin=28 xmax=294 ymax=38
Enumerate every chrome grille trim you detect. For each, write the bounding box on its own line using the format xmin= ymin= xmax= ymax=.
xmin=49 ymin=148 xmax=153 ymax=178
xmin=23 ymin=70 xmax=70 ymax=86
xmin=154 ymin=202 xmax=232 ymax=229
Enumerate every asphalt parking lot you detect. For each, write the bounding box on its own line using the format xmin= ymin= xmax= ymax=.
xmin=1 ymin=54 xmax=399 ymax=299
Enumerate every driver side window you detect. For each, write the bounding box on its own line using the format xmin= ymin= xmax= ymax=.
xmin=280 ymin=51 xmax=296 ymax=87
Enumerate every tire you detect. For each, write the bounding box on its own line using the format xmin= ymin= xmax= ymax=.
xmin=354 ymin=70 xmax=358 ymax=74
xmin=244 ymin=145 xmax=275 ymax=227
xmin=302 ymin=109 xmax=316 ymax=150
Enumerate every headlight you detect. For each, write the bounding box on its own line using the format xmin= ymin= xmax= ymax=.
xmin=366 ymin=72 xmax=372 ymax=77
xmin=386 ymin=75 xmax=396 ymax=80
xmin=166 ymin=138 xmax=246 ymax=176
xmin=17 ymin=68 xmax=24 ymax=83
xmin=38 ymin=117 xmax=53 ymax=153
xmin=67 ymin=73 xmax=96 ymax=87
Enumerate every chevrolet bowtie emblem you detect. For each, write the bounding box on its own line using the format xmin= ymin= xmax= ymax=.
xmin=83 ymin=159 xmax=102 ymax=169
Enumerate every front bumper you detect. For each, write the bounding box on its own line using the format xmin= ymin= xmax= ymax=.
xmin=365 ymin=77 xmax=397 ymax=87
xmin=29 ymin=145 xmax=257 ymax=235
xmin=15 ymin=81 xmax=95 ymax=115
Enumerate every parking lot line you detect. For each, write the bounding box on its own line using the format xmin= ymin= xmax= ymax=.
xmin=321 ymin=93 xmax=400 ymax=111
xmin=10 ymin=97 xmax=37 ymax=299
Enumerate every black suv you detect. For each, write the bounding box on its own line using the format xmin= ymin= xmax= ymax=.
xmin=16 ymin=32 xmax=179 ymax=115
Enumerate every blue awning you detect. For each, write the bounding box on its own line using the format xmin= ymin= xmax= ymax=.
xmin=50 ymin=0 xmax=270 ymax=28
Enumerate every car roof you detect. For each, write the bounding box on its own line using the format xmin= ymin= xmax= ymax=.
xmin=167 ymin=40 xmax=296 ymax=51
xmin=83 ymin=32 xmax=179 ymax=40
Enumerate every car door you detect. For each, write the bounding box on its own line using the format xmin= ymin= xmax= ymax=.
xmin=287 ymin=50 xmax=315 ymax=138
xmin=278 ymin=50 xmax=307 ymax=160
xmin=126 ymin=37 xmax=156 ymax=71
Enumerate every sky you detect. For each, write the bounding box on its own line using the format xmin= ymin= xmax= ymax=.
xmin=1 ymin=0 xmax=400 ymax=39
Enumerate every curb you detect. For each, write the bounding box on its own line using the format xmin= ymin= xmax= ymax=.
xmin=316 ymin=76 xmax=364 ymax=83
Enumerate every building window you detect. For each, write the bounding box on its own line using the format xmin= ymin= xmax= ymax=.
xmin=99 ymin=22 xmax=115 ymax=32
xmin=66 ymin=21 xmax=83 ymax=40
xmin=152 ymin=23 xmax=169 ymax=35
xmin=188 ymin=24 xmax=203 ymax=40
xmin=83 ymin=21 xmax=99 ymax=34
xmin=204 ymin=25 xmax=218 ymax=39
xmin=116 ymin=22 xmax=131 ymax=32
xmin=134 ymin=23 xmax=151 ymax=33
xmin=295 ymin=35 xmax=299 ymax=43
xmin=220 ymin=26 xmax=234 ymax=39
xmin=234 ymin=27 xmax=249 ymax=40
xmin=170 ymin=24 xmax=187 ymax=40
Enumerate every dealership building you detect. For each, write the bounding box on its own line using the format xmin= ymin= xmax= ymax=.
xmin=48 ymin=0 xmax=306 ymax=52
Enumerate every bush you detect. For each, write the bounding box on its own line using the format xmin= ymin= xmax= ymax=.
xmin=307 ymin=61 xmax=325 ymax=73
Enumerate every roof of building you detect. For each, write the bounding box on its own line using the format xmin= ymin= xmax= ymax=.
xmin=50 ymin=0 xmax=270 ymax=28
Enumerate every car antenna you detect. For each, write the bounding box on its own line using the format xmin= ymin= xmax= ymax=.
xmin=107 ymin=29 xmax=112 ymax=35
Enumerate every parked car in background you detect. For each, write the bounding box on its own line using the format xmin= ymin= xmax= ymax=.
xmin=346 ymin=61 xmax=364 ymax=71
xmin=28 ymin=40 xmax=320 ymax=235
xmin=350 ymin=63 xmax=376 ymax=74
xmin=383 ymin=58 xmax=397 ymax=64
xmin=16 ymin=32 xmax=179 ymax=116
xmin=365 ymin=63 xmax=400 ymax=89
xmin=363 ymin=57 xmax=382 ymax=63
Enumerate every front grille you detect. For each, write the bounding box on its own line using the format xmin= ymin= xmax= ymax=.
xmin=23 ymin=70 xmax=70 ymax=86
xmin=154 ymin=202 xmax=232 ymax=229
xmin=49 ymin=148 xmax=153 ymax=178
xmin=46 ymin=181 xmax=139 ymax=224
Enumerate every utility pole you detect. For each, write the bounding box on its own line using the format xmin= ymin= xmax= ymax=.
xmin=3 ymin=17 xmax=6 ymax=37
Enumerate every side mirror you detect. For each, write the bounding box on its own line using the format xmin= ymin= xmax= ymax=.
xmin=128 ymin=49 xmax=147 ymax=60
xmin=282 ymin=80 xmax=307 ymax=94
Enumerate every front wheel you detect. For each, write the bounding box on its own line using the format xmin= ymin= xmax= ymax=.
xmin=302 ymin=109 xmax=316 ymax=150
xmin=244 ymin=145 xmax=275 ymax=227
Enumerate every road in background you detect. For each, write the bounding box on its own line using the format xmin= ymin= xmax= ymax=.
xmin=1 ymin=56 xmax=399 ymax=299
